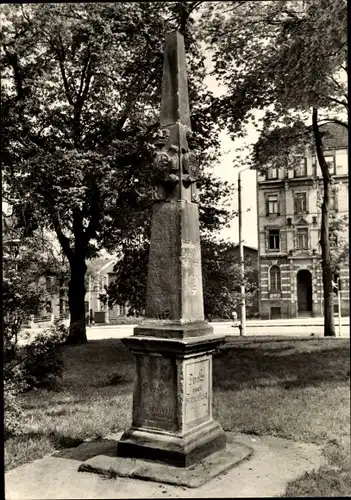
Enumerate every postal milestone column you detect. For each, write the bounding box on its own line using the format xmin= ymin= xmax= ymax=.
xmin=117 ymin=30 xmax=226 ymax=467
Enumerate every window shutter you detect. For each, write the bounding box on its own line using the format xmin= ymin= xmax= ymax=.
xmin=294 ymin=196 xmax=297 ymax=214
xmin=277 ymin=196 xmax=280 ymax=216
xmin=266 ymin=197 xmax=269 ymax=216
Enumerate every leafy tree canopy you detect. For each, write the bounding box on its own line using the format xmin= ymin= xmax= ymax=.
xmin=199 ymin=0 xmax=347 ymax=141
xmin=2 ymin=2 xmax=230 ymax=254
xmin=1 ymin=2 xmax=233 ymax=342
xmin=107 ymin=236 xmax=258 ymax=319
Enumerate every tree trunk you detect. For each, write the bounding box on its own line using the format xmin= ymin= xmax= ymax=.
xmin=312 ymin=107 xmax=335 ymax=337
xmin=66 ymin=255 xmax=87 ymax=344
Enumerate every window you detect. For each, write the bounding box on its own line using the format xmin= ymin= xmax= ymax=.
xmin=267 ymin=168 xmax=278 ymax=179
xmin=312 ymin=156 xmax=318 ymax=176
xmin=312 ymin=155 xmax=335 ymax=175
xmin=45 ymin=276 xmax=55 ymax=295
xmin=294 ymin=192 xmax=307 ymax=213
xmin=325 ymin=155 xmax=335 ymax=175
xmin=296 ymin=227 xmax=309 ymax=249
xmin=268 ymin=229 xmax=280 ymax=251
xmin=267 ymin=195 xmax=279 ymax=214
xmin=270 ymin=265 xmax=281 ymax=291
xmin=295 ymin=158 xmax=307 ymax=177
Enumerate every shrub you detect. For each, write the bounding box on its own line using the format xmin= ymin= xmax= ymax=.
xmin=4 ymin=378 xmax=26 ymax=440
xmin=21 ymin=323 xmax=68 ymax=390
xmin=4 ymin=323 xmax=68 ymax=440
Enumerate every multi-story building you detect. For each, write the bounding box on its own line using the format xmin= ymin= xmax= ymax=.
xmin=257 ymin=123 xmax=349 ymax=319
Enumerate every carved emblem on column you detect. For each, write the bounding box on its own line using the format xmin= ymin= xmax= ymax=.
xmin=151 ymin=128 xmax=180 ymax=200
xmin=182 ymin=129 xmax=199 ymax=202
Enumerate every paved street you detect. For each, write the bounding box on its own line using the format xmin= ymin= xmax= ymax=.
xmin=83 ymin=320 xmax=349 ymax=340
xmin=21 ymin=317 xmax=349 ymax=344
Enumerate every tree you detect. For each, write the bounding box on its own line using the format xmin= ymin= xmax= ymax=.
xmin=329 ymin=214 xmax=349 ymax=269
xmin=1 ymin=2 xmax=225 ymax=344
xmin=201 ymin=237 xmax=258 ymax=319
xmin=107 ymin=236 xmax=258 ymax=320
xmin=199 ymin=0 xmax=347 ymax=335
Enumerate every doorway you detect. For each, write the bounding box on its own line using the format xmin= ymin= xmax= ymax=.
xmin=271 ymin=307 xmax=281 ymax=319
xmin=297 ymin=270 xmax=313 ymax=316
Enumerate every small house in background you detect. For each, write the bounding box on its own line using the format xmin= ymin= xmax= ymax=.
xmin=86 ymin=257 xmax=131 ymax=324
xmin=3 ymin=204 xmax=69 ymax=326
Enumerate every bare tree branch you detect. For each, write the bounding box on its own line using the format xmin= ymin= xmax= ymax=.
xmin=52 ymin=37 xmax=74 ymax=106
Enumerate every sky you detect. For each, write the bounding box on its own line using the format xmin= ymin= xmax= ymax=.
xmin=203 ymin=56 xmax=259 ymax=249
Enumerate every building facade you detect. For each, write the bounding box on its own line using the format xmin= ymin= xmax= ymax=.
xmin=86 ymin=258 xmax=132 ymax=323
xmin=257 ymin=123 xmax=349 ymax=319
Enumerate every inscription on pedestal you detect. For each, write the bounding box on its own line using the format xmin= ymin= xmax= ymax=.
xmin=184 ymin=358 xmax=210 ymax=426
xmin=135 ymin=355 xmax=177 ymax=431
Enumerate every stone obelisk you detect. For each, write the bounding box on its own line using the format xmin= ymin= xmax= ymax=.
xmin=117 ymin=31 xmax=226 ymax=467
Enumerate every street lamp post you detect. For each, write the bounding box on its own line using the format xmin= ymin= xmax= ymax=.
xmin=238 ymin=167 xmax=251 ymax=336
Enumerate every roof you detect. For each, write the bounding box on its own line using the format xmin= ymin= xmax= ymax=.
xmin=319 ymin=122 xmax=348 ymax=150
xmin=87 ymin=258 xmax=116 ymax=276
xmin=223 ymin=244 xmax=258 ymax=258
xmin=233 ymin=244 xmax=258 ymax=252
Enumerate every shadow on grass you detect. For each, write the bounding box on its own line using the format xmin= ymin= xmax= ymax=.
xmin=20 ymin=430 xmax=85 ymax=449
xmin=53 ymin=438 xmax=118 ymax=461
xmin=214 ymin=337 xmax=350 ymax=391
xmin=14 ymin=429 xmax=118 ymax=462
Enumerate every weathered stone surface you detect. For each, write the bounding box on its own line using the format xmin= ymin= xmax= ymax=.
xmin=81 ymin=436 xmax=252 ymax=487
xmin=133 ymin=354 xmax=178 ymax=432
xmin=117 ymin=420 xmax=226 ymax=468
xmin=118 ymin=335 xmax=225 ymax=466
xmin=122 ymin=336 xmax=223 ymax=433
xmin=145 ymin=201 xmax=204 ymax=323
xmin=134 ymin=319 xmax=213 ymax=339
xmin=160 ymin=32 xmax=191 ymax=129
xmin=122 ymin=333 xmax=223 ymax=355
xmin=183 ymin=356 xmax=211 ymax=428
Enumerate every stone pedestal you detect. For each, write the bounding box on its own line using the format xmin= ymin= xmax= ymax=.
xmin=117 ymin=334 xmax=226 ymax=467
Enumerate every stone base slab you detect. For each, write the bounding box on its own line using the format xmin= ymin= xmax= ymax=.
xmin=117 ymin=420 xmax=226 ymax=467
xmin=78 ymin=434 xmax=253 ymax=488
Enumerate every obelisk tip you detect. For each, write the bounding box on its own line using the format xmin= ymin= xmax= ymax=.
xmin=160 ymin=30 xmax=191 ymax=129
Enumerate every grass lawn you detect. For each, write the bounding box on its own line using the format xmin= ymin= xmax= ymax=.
xmin=5 ymin=336 xmax=350 ymax=496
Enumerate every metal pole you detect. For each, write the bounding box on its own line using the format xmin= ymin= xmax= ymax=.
xmin=88 ymin=275 xmax=92 ymax=325
xmin=97 ymin=272 xmax=101 ymax=312
xmin=105 ymin=275 xmax=109 ymax=324
xmin=338 ymin=278 xmax=341 ymax=337
xmin=88 ymin=275 xmax=91 ymax=312
xmin=238 ymin=171 xmax=246 ymax=336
